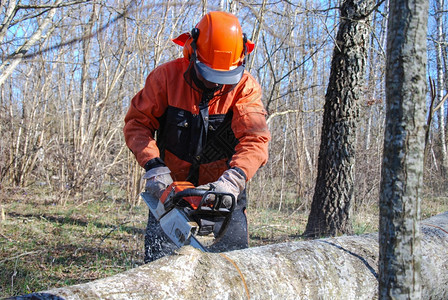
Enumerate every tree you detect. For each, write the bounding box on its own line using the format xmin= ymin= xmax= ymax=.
xmin=434 ymin=0 xmax=448 ymax=177
xmin=378 ymin=0 xmax=428 ymax=297
xmin=0 ymin=1 xmax=94 ymax=87
xmin=304 ymin=0 xmax=378 ymax=237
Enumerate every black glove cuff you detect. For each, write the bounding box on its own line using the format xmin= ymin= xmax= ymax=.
xmin=144 ymin=157 xmax=166 ymax=172
xmin=231 ymin=166 xmax=247 ymax=181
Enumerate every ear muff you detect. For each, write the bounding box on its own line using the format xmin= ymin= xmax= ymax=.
xmin=243 ymin=33 xmax=255 ymax=54
xmin=172 ymin=32 xmax=195 ymax=60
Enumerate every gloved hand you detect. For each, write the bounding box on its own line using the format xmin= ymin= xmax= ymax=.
xmin=143 ymin=166 xmax=173 ymax=198
xmin=197 ymin=168 xmax=246 ymax=209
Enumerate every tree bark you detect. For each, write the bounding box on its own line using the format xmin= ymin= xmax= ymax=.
xmin=15 ymin=212 xmax=448 ymax=300
xmin=379 ymin=0 xmax=428 ymax=297
xmin=304 ymin=0 xmax=374 ymax=237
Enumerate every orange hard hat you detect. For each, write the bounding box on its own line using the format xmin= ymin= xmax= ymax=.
xmin=173 ymin=11 xmax=255 ymax=85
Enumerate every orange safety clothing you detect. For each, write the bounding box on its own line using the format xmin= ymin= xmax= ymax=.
xmin=123 ymin=57 xmax=270 ymax=186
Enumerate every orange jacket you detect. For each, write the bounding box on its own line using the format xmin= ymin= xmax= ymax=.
xmin=123 ymin=58 xmax=270 ymax=185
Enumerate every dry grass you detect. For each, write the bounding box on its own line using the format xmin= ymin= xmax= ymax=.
xmin=0 ymin=190 xmax=146 ymax=297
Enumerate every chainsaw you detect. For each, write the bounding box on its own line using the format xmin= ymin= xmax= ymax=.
xmin=140 ymin=181 xmax=236 ymax=252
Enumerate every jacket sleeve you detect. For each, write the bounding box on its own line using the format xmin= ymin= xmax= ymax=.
xmin=230 ymin=73 xmax=271 ymax=181
xmin=123 ymin=67 xmax=168 ymax=168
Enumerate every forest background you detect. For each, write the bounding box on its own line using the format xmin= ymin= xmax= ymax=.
xmin=0 ymin=0 xmax=447 ymax=297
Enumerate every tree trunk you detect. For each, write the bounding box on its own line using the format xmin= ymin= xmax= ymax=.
xmin=435 ymin=0 xmax=448 ymax=176
xmin=304 ymin=0 xmax=374 ymax=237
xmin=379 ymin=0 xmax=428 ymax=297
xmin=15 ymin=212 xmax=448 ymax=300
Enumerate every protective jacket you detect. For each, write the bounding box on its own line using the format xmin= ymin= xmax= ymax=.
xmin=123 ymin=57 xmax=270 ymax=186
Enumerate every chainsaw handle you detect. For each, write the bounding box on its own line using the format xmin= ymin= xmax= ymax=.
xmin=200 ymin=190 xmax=236 ymax=213
xmin=171 ymin=188 xmax=236 ymax=212
xmin=171 ymin=188 xmax=206 ymax=200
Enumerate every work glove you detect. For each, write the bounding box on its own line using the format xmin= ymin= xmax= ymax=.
xmin=143 ymin=166 xmax=173 ymax=199
xmin=197 ymin=168 xmax=246 ymax=209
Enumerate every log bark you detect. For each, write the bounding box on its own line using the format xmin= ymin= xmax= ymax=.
xmin=15 ymin=212 xmax=448 ymax=300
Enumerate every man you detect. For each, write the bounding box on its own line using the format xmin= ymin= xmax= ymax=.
xmin=123 ymin=11 xmax=270 ymax=263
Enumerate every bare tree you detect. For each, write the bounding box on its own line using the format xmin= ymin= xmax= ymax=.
xmin=434 ymin=0 xmax=448 ymax=176
xmin=304 ymin=0 xmax=378 ymax=237
xmin=378 ymin=0 xmax=428 ymax=296
xmin=355 ymin=4 xmax=387 ymax=209
xmin=0 ymin=1 xmax=94 ymax=87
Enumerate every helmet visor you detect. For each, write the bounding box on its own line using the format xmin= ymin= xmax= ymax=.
xmin=195 ymin=60 xmax=244 ymax=85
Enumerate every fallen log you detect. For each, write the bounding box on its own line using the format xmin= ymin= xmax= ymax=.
xmin=14 ymin=212 xmax=448 ymax=300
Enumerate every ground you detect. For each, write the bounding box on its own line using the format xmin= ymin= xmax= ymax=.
xmin=0 ymin=188 xmax=446 ymax=298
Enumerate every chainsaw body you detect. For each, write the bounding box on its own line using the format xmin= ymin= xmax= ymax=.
xmin=141 ymin=181 xmax=236 ymax=252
